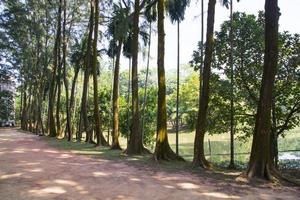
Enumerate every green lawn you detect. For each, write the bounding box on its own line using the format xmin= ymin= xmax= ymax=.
xmin=108 ymin=126 xmax=300 ymax=163
xmin=53 ymin=126 xmax=299 ymax=169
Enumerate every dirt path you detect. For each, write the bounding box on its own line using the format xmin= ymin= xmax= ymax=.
xmin=0 ymin=129 xmax=299 ymax=200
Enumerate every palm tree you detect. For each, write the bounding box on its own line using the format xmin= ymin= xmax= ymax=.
xmin=107 ymin=3 xmax=131 ymax=150
xmin=125 ymin=0 xmax=153 ymax=154
xmin=153 ymin=0 xmax=183 ymax=161
xmin=193 ymin=0 xmax=216 ymax=169
xmin=126 ymin=0 xmax=146 ymax=154
xmin=166 ymin=0 xmax=190 ymax=156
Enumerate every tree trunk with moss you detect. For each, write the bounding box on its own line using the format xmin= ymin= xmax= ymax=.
xmin=111 ymin=41 xmax=122 ymax=150
xmin=247 ymin=0 xmax=279 ymax=180
xmin=193 ymin=0 xmax=216 ymax=169
xmin=153 ymin=0 xmax=181 ymax=161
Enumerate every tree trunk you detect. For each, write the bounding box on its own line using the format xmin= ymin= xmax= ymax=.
xmin=193 ymin=0 xmax=216 ymax=169
xmin=154 ymin=0 xmax=180 ymax=161
xmin=21 ymin=83 xmax=27 ymax=130
xmin=69 ymin=63 xmax=80 ymax=137
xmin=55 ymin=0 xmax=63 ymax=138
xmin=228 ymin=0 xmax=235 ymax=169
xmin=48 ymin=0 xmax=62 ymax=137
xmin=175 ymin=21 xmax=180 ymax=156
xmin=62 ymin=0 xmax=72 ymax=141
xmin=141 ymin=22 xmax=152 ymax=143
xmin=199 ymin=0 xmax=204 ymax=93
xmin=126 ymin=0 xmax=146 ymax=154
xmin=270 ymin=97 xmax=279 ymax=169
xmin=247 ymin=0 xmax=280 ymax=180
xmin=81 ymin=2 xmax=94 ymax=143
xmin=56 ymin=57 xmax=62 ymax=137
xmin=126 ymin=58 xmax=131 ymax=146
xmin=92 ymin=0 xmax=108 ymax=146
xmin=111 ymin=41 xmax=122 ymax=150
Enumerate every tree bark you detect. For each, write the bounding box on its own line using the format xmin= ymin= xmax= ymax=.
xmin=141 ymin=22 xmax=152 ymax=143
xmin=126 ymin=0 xmax=146 ymax=154
xmin=247 ymin=0 xmax=280 ymax=180
xmin=175 ymin=21 xmax=180 ymax=156
xmin=81 ymin=2 xmax=94 ymax=143
xmin=55 ymin=0 xmax=63 ymax=137
xmin=154 ymin=0 xmax=181 ymax=161
xmin=111 ymin=41 xmax=122 ymax=150
xmin=69 ymin=63 xmax=80 ymax=137
xmin=228 ymin=0 xmax=235 ymax=169
xmin=92 ymin=0 xmax=108 ymax=146
xmin=21 ymin=83 xmax=27 ymax=130
xmin=62 ymin=0 xmax=72 ymax=141
xmin=48 ymin=0 xmax=62 ymax=137
xmin=193 ymin=0 xmax=216 ymax=169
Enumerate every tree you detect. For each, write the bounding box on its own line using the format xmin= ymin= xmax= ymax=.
xmin=193 ymin=0 xmax=216 ymax=169
xmin=92 ymin=0 xmax=107 ymax=146
xmin=221 ymin=0 xmax=239 ymax=169
xmin=62 ymin=0 xmax=72 ymax=141
xmin=80 ymin=1 xmax=94 ymax=143
xmin=141 ymin=3 xmax=156 ymax=145
xmin=153 ymin=0 xmax=182 ymax=161
xmin=108 ymin=3 xmax=131 ymax=150
xmin=48 ymin=0 xmax=63 ymax=137
xmin=166 ymin=0 xmax=190 ymax=156
xmin=126 ymin=0 xmax=147 ymax=154
xmin=247 ymin=0 xmax=280 ymax=180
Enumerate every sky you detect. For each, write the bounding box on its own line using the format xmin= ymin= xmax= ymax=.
xmin=119 ymin=0 xmax=300 ymax=72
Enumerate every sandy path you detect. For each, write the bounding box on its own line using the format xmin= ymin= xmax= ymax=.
xmin=0 ymin=128 xmax=299 ymax=200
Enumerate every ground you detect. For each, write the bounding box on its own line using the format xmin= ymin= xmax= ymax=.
xmin=0 ymin=128 xmax=299 ymax=200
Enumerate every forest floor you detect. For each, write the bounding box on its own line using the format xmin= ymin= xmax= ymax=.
xmin=0 ymin=128 xmax=299 ymax=200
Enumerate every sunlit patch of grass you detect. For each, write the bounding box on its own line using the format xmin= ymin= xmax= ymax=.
xmin=40 ymin=126 xmax=299 ymax=171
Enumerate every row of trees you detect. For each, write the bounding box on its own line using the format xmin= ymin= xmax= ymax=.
xmin=1 ymin=0 xmax=299 ymax=181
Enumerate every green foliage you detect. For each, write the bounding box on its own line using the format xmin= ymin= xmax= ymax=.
xmin=190 ymin=12 xmax=300 ymax=138
xmin=166 ymin=0 xmax=190 ymax=23
xmin=0 ymin=90 xmax=14 ymax=121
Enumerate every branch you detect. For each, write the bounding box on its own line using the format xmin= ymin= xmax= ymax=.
xmin=277 ymin=100 xmax=300 ymax=135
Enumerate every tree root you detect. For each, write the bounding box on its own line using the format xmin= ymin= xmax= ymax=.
xmin=270 ymin=167 xmax=300 ymax=186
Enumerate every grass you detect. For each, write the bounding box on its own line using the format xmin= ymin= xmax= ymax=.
xmin=42 ymin=126 xmax=300 ymax=170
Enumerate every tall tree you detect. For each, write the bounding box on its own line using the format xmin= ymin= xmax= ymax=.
xmin=247 ymin=0 xmax=280 ymax=180
xmin=126 ymin=0 xmax=147 ymax=154
xmin=141 ymin=4 xmax=156 ymax=144
xmin=222 ymin=0 xmax=236 ymax=169
xmin=80 ymin=1 xmax=94 ymax=143
xmin=92 ymin=0 xmax=107 ymax=146
xmin=166 ymin=0 xmax=190 ymax=156
xmin=48 ymin=0 xmax=63 ymax=137
xmin=109 ymin=4 xmax=131 ymax=150
xmin=62 ymin=0 xmax=72 ymax=141
xmin=153 ymin=0 xmax=182 ymax=161
xmin=193 ymin=0 xmax=216 ymax=168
